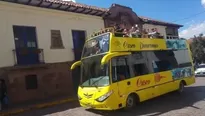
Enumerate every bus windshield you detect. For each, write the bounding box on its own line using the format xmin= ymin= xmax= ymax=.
xmin=82 ymin=33 xmax=110 ymax=58
xmin=80 ymin=54 xmax=110 ymax=87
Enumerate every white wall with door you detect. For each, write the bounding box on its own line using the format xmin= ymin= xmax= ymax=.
xmin=0 ymin=1 xmax=104 ymax=67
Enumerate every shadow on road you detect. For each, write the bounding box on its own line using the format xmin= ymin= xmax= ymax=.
xmin=87 ymin=85 xmax=205 ymax=116
xmin=14 ymin=101 xmax=80 ymax=116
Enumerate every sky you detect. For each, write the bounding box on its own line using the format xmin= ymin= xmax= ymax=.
xmin=69 ymin=0 xmax=205 ymax=39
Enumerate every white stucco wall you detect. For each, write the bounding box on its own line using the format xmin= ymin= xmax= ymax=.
xmin=142 ymin=24 xmax=167 ymax=39
xmin=0 ymin=1 xmax=104 ymax=67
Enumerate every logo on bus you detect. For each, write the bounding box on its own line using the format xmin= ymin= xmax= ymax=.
xmin=154 ymin=73 xmax=166 ymax=82
xmin=84 ymin=93 xmax=93 ymax=99
xmin=123 ymin=41 xmax=136 ymax=49
xmin=136 ymin=78 xmax=150 ymax=87
xmin=140 ymin=42 xmax=158 ymax=49
xmin=113 ymin=40 xmax=121 ymax=48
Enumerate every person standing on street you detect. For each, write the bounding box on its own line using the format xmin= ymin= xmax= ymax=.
xmin=0 ymin=79 xmax=7 ymax=110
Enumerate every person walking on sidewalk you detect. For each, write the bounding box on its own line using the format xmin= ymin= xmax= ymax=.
xmin=0 ymin=79 xmax=8 ymax=111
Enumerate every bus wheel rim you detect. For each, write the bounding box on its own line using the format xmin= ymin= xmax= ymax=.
xmin=127 ymin=96 xmax=134 ymax=107
xmin=179 ymin=83 xmax=184 ymax=92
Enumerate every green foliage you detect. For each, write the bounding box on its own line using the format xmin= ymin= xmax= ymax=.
xmin=190 ymin=33 xmax=205 ymax=63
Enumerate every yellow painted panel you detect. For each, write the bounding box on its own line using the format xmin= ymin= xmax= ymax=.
xmin=184 ymin=76 xmax=195 ymax=85
xmin=153 ymin=71 xmax=173 ymax=85
xmin=110 ymin=37 xmax=167 ymax=52
xmin=78 ymin=85 xmax=121 ymax=110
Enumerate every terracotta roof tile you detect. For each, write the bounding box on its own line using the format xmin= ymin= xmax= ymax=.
xmin=2 ymin=0 xmax=110 ymax=16
xmin=44 ymin=0 xmax=109 ymax=12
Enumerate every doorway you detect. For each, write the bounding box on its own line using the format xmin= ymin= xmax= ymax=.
xmin=71 ymin=30 xmax=86 ymax=61
xmin=13 ymin=26 xmax=39 ymax=65
xmin=71 ymin=30 xmax=86 ymax=93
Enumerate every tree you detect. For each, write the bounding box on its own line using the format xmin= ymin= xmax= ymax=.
xmin=190 ymin=33 xmax=205 ymax=64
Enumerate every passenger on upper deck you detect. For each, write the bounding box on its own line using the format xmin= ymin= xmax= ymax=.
xmin=114 ymin=24 xmax=124 ymax=37
xmin=112 ymin=23 xmax=165 ymax=39
xmin=113 ymin=23 xmax=149 ymax=38
xmin=148 ymin=28 xmax=160 ymax=39
xmin=123 ymin=28 xmax=130 ymax=37
xmin=142 ymin=29 xmax=148 ymax=38
xmin=90 ymin=40 xmax=103 ymax=55
xmin=129 ymin=24 xmax=142 ymax=38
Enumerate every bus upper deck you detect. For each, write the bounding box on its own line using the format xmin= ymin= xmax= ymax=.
xmin=81 ymin=27 xmax=189 ymax=59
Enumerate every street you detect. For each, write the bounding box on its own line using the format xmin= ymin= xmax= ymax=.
xmin=15 ymin=77 xmax=205 ymax=116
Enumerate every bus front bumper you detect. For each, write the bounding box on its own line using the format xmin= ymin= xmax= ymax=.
xmin=79 ymin=100 xmax=117 ymax=110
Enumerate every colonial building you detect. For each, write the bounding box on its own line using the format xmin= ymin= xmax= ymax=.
xmin=0 ymin=0 xmax=108 ymax=105
xmin=139 ymin=16 xmax=182 ymax=39
xmin=103 ymin=4 xmax=182 ymax=39
xmin=0 ymin=0 xmax=182 ymax=105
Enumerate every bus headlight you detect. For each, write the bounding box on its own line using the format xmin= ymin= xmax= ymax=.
xmin=96 ymin=90 xmax=113 ymax=102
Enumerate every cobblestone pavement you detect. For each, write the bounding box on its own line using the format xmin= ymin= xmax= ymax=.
xmin=16 ymin=77 xmax=205 ymax=116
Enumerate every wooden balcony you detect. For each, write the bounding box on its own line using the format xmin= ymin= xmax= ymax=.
xmin=12 ymin=48 xmax=44 ymax=66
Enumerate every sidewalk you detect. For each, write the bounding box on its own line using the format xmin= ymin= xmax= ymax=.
xmin=0 ymin=96 xmax=77 ymax=116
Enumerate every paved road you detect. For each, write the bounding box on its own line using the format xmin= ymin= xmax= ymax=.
xmin=16 ymin=77 xmax=205 ymax=116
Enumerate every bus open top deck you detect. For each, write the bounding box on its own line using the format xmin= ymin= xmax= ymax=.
xmin=70 ymin=27 xmax=195 ymax=111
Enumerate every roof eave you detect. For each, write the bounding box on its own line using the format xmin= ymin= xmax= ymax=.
xmin=2 ymin=0 xmax=109 ymax=17
xmin=139 ymin=17 xmax=183 ymax=28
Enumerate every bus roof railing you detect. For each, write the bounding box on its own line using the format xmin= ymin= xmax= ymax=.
xmin=88 ymin=27 xmax=183 ymax=40
xmin=89 ymin=27 xmax=115 ymax=38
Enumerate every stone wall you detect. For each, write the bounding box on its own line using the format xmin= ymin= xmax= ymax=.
xmin=1 ymin=61 xmax=75 ymax=104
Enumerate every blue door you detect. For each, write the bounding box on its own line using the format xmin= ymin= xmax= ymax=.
xmin=71 ymin=30 xmax=86 ymax=93
xmin=72 ymin=30 xmax=86 ymax=61
xmin=13 ymin=26 xmax=39 ymax=65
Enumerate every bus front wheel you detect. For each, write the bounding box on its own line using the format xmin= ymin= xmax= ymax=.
xmin=125 ymin=94 xmax=137 ymax=110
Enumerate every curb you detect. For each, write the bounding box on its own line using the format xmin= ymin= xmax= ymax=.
xmin=0 ymin=98 xmax=77 ymax=116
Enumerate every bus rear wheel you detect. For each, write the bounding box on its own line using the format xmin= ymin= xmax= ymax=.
xmin=178 ymin=81 xmax=185 ymax=93
xmin=125 ymin=94 xmax=137 ymax=110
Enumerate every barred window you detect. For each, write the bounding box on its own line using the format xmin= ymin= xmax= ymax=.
xmin=25 ymin=75 xmax=38 ymax=90
xmin=50 ymin=30 xmax=64 ymax=49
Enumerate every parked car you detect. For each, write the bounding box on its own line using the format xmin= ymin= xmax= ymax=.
xmin=195 ymin=64 xmax=205 ymax=77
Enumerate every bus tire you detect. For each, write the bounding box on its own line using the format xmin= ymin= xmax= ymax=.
xmin=178 ymin=81 xmax=185 ymax=94
xmin=125 ymin=94 xmax=137 ymax=110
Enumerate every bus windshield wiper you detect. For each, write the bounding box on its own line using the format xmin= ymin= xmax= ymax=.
xmin=91 ymin=76 xmax=105 ymax=88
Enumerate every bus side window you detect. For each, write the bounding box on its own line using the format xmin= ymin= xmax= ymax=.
xmin=153 ymin=50 xmax=178 ymax=72
xmin=152 ymin=61 xmax=159 ymax=73
xmin=133 ymin=63 xmax=149 ymax=76
xmin=130 ymin=52 xmax=149 ymax=77
xmin=154 ymin=60 xmax=172 ymax=72
xmin=111 ymin=57 xmax=130 ymax=83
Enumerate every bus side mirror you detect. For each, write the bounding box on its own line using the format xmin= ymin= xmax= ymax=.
xmin=70 ymin=61 xmax=81 ymax=70
xmin=101 ymin=52 xmax=131 ymax=65
xmin=100 ymin=64 xmax=107 ymax=70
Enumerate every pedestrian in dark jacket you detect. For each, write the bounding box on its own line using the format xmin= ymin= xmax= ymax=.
xmin=0 ymin=79 xmax=7 ymax=110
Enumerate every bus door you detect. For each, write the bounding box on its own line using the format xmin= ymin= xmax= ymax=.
xmin=111 ymin=56 xmax=131 ymax=99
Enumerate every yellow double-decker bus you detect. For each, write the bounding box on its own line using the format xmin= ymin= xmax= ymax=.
xmin=71 ymin=28 xmax=195 ymax=110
